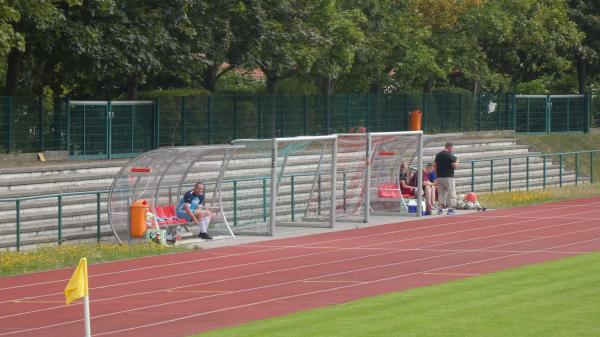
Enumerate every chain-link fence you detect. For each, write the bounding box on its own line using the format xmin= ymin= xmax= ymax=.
xmin=0 ymin=92 xmax=591 ymax=156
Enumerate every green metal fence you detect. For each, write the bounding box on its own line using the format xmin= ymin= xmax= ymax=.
xmin=0 ymin=92 xmax=592 ymax=156
xmin=465 ymin=150 xmax=600 ymax=193
xmin=1 ymin=190 xmax=107 ymax=251
xmin=593 ymin=94 xmax=599 ymax=128
xmin=514 ymin=94 xmax=587 ymax=133
xmin=0 ymin=96 xmax=68 ymax=153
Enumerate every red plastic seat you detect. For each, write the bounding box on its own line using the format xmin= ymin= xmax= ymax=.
xmin=378 ymin=183 xmax=402 ymax=198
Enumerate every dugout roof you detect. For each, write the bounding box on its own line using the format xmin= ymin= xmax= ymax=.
xmin=107 ymin=145 xmax=243 ymax=243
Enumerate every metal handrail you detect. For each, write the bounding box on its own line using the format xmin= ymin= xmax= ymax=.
xmin=5 ymin=147 xmax=595 ymax=250
xmin=464 ymin=150 xmax=599 ymax=192
xmin=0 ymin=170 xmax=355 ymax=251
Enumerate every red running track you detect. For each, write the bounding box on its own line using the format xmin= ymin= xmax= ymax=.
xmin=1 ymin=196 xmax=600 ymax=337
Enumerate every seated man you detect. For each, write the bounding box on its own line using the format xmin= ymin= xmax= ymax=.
xmin=408 ymin=164 xmax=436 ymax=215
xmin=176 ymin=182 xmax=213 ymax=240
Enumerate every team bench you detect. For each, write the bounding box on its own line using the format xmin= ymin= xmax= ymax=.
xmin=377 ymin=183 xmax=413 ymax=199
xmin=371 ymin=183 xmax=416 ymax=213
xmin=149 ymin=204 xmax=191 ymax=243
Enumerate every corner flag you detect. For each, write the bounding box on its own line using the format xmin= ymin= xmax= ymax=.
xmin=64 ymin=258 xmax=89 ymax=305
xmin=64 ymin=257 xmax=92 ymax=337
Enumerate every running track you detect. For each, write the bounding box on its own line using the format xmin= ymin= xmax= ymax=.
xmin=1 ymin=197 xmax=600 ymax=337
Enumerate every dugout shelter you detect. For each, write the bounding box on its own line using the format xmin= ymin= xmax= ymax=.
xmin=107 ymin=145 xmax=242 ymax=243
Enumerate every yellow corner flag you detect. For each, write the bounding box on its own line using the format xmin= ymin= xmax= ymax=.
xmin=64 ymin=258 xmax=89 ymax=305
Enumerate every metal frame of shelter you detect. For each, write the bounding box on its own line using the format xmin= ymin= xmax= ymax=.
xmin=365 ymin=131 xmax=424 ymax=222
xmin=107 ymin=145 xmax=242 ymax=243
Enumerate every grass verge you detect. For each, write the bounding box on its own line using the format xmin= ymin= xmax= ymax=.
xmin=194 ymin=251 xmax=600 ymax=337
xmin=0 ymin=242 xmax=188 ymax=277
xmin=477 ymin=183 xmax=600 ymax=209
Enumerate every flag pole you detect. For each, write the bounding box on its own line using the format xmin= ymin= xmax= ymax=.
xmin=84 ymin=295 xmax=91 ymax=337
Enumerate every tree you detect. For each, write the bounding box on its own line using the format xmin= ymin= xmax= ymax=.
xmin=568 ymin=0 xmax=600 ymax=93
xmin=244 ymin=0 xmax=330 ymax=95
xmin=2 ymin=0 xmax=81 ymax=96
xmin=472 ymin=0 xmax=581 ymax=91
xmin=309 ymin=1 xmax=366 ymax=95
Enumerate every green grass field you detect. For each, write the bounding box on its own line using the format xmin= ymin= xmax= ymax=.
xmin=194 ymin=251 xmax=600 ymax=337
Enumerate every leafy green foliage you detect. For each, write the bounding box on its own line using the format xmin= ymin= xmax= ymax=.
xmin=0 ymin=0 xmax=597 ymax=98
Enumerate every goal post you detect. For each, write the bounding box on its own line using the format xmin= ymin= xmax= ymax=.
xmin=271 ymin=135 xmax=337 ymax=231
xmin=232 ymin=135 xmax=337 ymax=235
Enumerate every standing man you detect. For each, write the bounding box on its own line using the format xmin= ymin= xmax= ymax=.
xmin=176 ymin=182 xmax=213 ymax=239
xmin=434 ymin=142 xmax=459 ymax=215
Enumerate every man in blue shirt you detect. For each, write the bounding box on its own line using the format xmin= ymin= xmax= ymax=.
xmin=176 ymin=182 xmax=212 ymax=239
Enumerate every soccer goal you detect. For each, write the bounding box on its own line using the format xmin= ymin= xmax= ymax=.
xmin=231 ymin=135 xmax=337 ymax=235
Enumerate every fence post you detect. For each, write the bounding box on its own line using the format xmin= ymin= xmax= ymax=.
xmin=325 ymin=95 xmax=331 ymax=134
xmin=508 ymin=158 xmax=512 ymax=191
xmin=575 ymin=152 xmax=579 ymax=185
xmin=559 ymin=154 xmax=563 ymax=187
xmin=526 ymin=156 xmax=530 ymax=190
xmin=584 ymin=91 xmax=591 ymax=133
xmin=458 ymin=93 xmax=463 ymax=131
xmin=66 ymin=97 xmax=71 ymax=156
xmin=471 ymin=161 xmax=475 ymax=192
xmin=181 ymin=96 xmax=187 ymax=145
xmin=543 ymin=155 xmax=547 ymax=189
xmin=366 ymin=95 xmax=370 ymax=131
xmin=290 ymin=176 xmax=295 ymax=221
xmin=97 ymin=192 xmax=101 ymax=242
xmin=262 ymin=178 xmax=267 ymax=222
xmin=590 ymin=152 xmax=594 ymax=184
xmin=477 ymin=93 xmax=482 ymax=131
xmin=512 ymin=94 xmax=517 ymax=131
xmin=347 ymin=94 xmax=351 ymax=132
xmin=343 ymin=172 xmax=347 ymax=212
xmin=16 ymin=200 xmax=20 ymax=251
xmin=154 ymin=98 xmax=160 ymax=149
xmin=545 ymin=95 xmax=551 ymax=133
xmin=303 ymin=95 xmax=308 ymax=136
xmin=208 ymin=96 xmax=213 ymax=144
xmin=130 ymin=104 xmax=135 ymax=153
xmin=233 ymin=181 xmax=237 ymax=227
xmin=107 ymin=101 xmax=112 ymax=159
xmin=490 ymin=160 xmax=494 ymax=192
xmin=257 ymin=96 xmax=262 ymax=138
xmin=58 ymin=195 xmax=63 ymax=245
xmin=233 ymin=95 xmax=238 ymax=139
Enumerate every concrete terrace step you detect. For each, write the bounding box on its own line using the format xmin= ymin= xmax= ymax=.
xmin=0 ymin=159 xmax=127 ymax=176
xmin=0 ymin=173 xmax=116 ymax=193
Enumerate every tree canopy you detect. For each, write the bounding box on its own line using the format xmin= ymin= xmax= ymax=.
xmin=0 ymin=0 xmax=596 ymax=98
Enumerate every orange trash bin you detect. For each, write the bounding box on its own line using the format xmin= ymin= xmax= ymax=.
xmin=130 ymin=199 xmax=149 ymax=237
xmin=410 ymin=110 xmax=422 ymax=131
